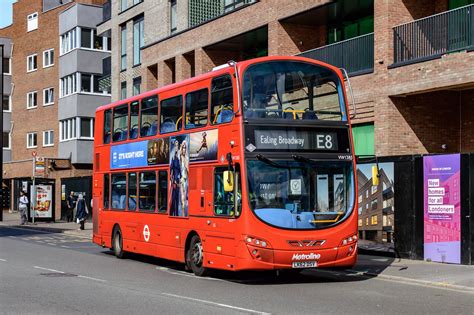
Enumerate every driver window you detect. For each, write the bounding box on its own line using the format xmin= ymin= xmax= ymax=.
xmin=129 ymin=101 xmax=139 ymax=139
xmin=160 ymin=95 xmax=183 ymax=134
xmin=113 ymin=105 xmax=128 ymax=142
xmin=211 ymin=75 xmax=234 ymax=125
xmin=214 ymin=166 xmax=241 ymax=216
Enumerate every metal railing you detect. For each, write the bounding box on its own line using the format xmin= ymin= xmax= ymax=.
xmin=297 ymin=33 xmax=374 ymax=77
xmin=103 ymin=0 xmax=111 ymax=22
xmin=393 ymin=4 xmax=474 ymax=66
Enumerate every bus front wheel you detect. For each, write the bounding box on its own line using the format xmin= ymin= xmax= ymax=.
xmin=187 ymin=235 xmax=208 ymax=277
xmin=112 ymin=226 xmax=126 ymax=259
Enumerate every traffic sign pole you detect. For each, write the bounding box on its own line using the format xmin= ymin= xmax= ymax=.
xmin=31 ymin=152 xmax=37 ymax=224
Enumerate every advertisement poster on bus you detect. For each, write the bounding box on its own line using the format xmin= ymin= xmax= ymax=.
xmin=30 ymin=184 xmax=53 ymax=219
xmin=189 ymin=129 xmax=218 ymax=162
xmin=356 ymin=162 xmax=395 ymax=246
xmin=169 ymin=135 xmax=189 ymax=217
xmin=423 ymin=154 xmax=461 ymax=264
xmin=147 ymin=138 xmax=169 ymax=165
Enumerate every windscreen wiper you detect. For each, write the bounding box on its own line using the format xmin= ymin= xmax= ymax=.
xmin=256 ymin=154 xmax=283 ymax=168
xmin=292 ymin=155 xmax=314 ymax=165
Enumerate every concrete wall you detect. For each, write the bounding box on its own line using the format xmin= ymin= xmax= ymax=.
xmin=58 ymin=93 xmax=110 ymax=120
xmin=58 ymin=139 xmax=94 ymax=163
xmin=59 ymin=49 xmax=109 ymax=77
xmin=59 ymin=3 xmax=104 ymax=34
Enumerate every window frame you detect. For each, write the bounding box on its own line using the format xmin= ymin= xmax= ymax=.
xmin=3 ymin=95 xmax=12 ymax=112
xmin=43 ymin=48 xmax=54 ymax=68
xmin=27 ymin=54 xmax=38 ymax=72
xmin=2 ymin=132 xmax=11 ymax=150
xmin=104 ymin=109 xmax=112 ymax=144
xmin=121 ymin=25 xmax=127 ymax=71
xmin=113 ymin=104 xmax=129 ymax=142
xmin=210 ymin=74 xmax=234 ymax=125
xmin=42 ymin=130 xmax=54 ymax=147
xmin=138 ymin=171 xmax=157 ymax=212
xmin=157 ymin=170 xmax=168 ymax=213
xmin=111 ymin=172 xmax=127 ymax=211
xmin=185 ymin=88 xmax=209 ymax=130
xmin=27 ymin=91 xmax=38 ymax=109
xmin=140 ymin=95 xmax=158 ymax=138
xmin=213 ymin=166 xmax=241 ymax=217
xmin=43 ymin=87 xmax=54 ymax=106
xmin=127 ymin=172 xmax=138 ymax=211
xmin=133 ymin=16 xmax=144 ymax=66
xmin=103 ymin=174 xmax=110 ymax=209
xmin=132 ymin=77 xmax=141 ymax=96
xmin=27 ymin=132 xmax=38 ymax=148
xmin=79 ymin=117 xmax=94 ymax=140
xmin=170 ymin=0 xmax=177 ymax=35
xmin=160 ymin=95 xmax=183 ymax=134
xmin=3 ymin=57 xmax=12 ymax=75
xmin=129 ymin=101 xmax=140 ymax=139
xmin=27 ymin=12 xmax=38 ymax=32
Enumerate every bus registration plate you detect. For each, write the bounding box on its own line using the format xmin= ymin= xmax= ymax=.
xmin=292 ymin=261 xmax=317 ymax=268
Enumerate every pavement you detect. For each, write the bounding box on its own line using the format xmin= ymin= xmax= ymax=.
xmin=1 ymin=210 xmax=473 ymax=293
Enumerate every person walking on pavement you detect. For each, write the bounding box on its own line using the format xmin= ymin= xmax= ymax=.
xmin=18 ymin=191 xmax=29 ymax=225
xmin=75 ymin=194 xmax=89 ymax=230
xmin=66 ymin=191 xmax=76 ymax=222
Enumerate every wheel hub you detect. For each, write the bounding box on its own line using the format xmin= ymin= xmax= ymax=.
xmin=192 ymin=242 xmax=203 ymax=266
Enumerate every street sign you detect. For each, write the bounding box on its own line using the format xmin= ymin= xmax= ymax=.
xmin=35 ymin=156 xmax=45 ymax=177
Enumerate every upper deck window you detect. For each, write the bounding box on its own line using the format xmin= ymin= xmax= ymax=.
xmin=185 ymin=89 xmax=208 ymax=129
xmin=211 ymin=75 xmax=234 ymax=125
xmin=160 ymin=96 xmax=183 ymax=134
xmin=113 ymin=105 xmax=128 ymax=142
xmin=104 ymin=109 xmax=112 ymax=144
xmin=140 ymin=95 xmax=158 ymax=137
xmin=242 ymin=61 xmax=346 ymax=121
xmin=129 ymin=101 xmax=139 ymax=139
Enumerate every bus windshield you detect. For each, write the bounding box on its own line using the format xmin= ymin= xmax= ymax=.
xmin=246 ymin=159 xmax=353 ymax=229
xmin=242 ymin=61 xmax=346 ymax=121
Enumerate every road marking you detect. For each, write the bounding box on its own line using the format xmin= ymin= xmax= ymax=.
xmin=0 ymin=259 xmax=7 ymax=262
xmin=77 ymin=275 xmax=107 ymax=283
xmin=34 ymin=266 xmax=65 ymax=274
xmin=47 ymin=243 xmax=56 ymax=246
xmin=60 ymin=245 xmax=70 ymax=248
xmin=162 ymin=293 xmax=271 ymax=314
xmin=156 ymin=267 xmax=223 ymax=282
xmin=9 ymin=236 xmax=17 ymax=238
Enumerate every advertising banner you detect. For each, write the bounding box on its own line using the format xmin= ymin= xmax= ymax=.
xmin=189 ymin=129 xmax=218 ymax=162
xmin=30 ymin=184 xmax=53 ymax=219
xmin=423 ymin=154 xmax=461 ymax=264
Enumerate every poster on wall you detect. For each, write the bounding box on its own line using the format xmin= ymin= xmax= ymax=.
xmin=189 ymin=129 xmax=218 ymax=162
xmin=169 ymin=135 xmax=189 ymax=217
xmin=30 ymin=185 xmax=53 ymax=219
xmin=423 ymin=154 xmax=461 ymax=264
xmin=356 ymin=162 xmax=395 ymax=245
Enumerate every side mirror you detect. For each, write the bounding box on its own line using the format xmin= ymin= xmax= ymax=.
xmin=223 ymin=171 xmax=234 ymax=192
xmin=372 ymin=165 xmax=379 ymax=186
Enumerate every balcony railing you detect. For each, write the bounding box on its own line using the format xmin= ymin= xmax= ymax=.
xmin=392 ymin=5 xmax=474 ymax=66
xmin=103 ymin=0 xmax=111 ymax=22
xmin=297 ymin=33 xmax=374 ymax=77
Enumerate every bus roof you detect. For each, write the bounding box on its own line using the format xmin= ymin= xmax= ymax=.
xmin=96 ymin=55 xmax=341 ymax=113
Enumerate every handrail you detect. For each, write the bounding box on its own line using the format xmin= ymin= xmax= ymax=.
xmin=227 ymin=60 xmax=241 ymax=116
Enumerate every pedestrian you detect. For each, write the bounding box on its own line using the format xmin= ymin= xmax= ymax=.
xmin=18 ymin=191 xmax=29 ymax=225
xmin=66 ymin=191 xmax=76 ymax=222
xmin=75 ymin=194 xmax=89 ymax=230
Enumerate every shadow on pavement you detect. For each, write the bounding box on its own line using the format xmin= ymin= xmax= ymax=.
xmin=0 ymin=225 xmax=63 ymax=237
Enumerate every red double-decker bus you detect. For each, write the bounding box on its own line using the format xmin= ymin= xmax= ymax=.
xmin=92 ymin=56 xmax=358 ymax=276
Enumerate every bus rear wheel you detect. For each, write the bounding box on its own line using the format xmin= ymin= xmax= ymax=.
xmin=112 ymin=226 xmax=126 ymax=259
xmin=187 ymin=235 xmax=208 ymax=277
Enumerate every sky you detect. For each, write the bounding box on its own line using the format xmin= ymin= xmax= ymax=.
xmin=0 ymin=0 xmax=16 ymax=29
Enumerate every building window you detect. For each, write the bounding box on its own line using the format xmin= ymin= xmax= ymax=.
xmin=371 ymin=198 xmax=378 ymax=211
xmin=27 ymin=54 xmax=37 ymax=72
xmin=43 ymin=87 xmax=54 ymax=106
xmin=27 ymin=132 xmax=37 ymax=148
xmin=81 ymin=28 xmax=92 ymax=49
xmin=120 ymin=81 xmax=127 ymax=99
xmin=80 ymin=118 xmax=94 ymax=138
xmin=3 ymin=132 xmax=11 ymax=149
xmin=59 ymin=118 xmax=94 ymax=141
xmin=27 ymin=91 xmax=37 ymax=109
xmin=133 ymin=17 xmax=144 ymax=66
xmin=3 ymin=58 xmax=11 ymax=75
xmin=120 ymin=0 xmax=127 ymax=12
xmin=170 ymin=0 xmax=177 ymax=34
xmin=60 ymin=73 xmax=78 ymax=97
xmin=371 ymin=185 xmax=378 ymax=194
xmin=60 ymin=27 xmax=78 ymax=55
xmin=60 ymin=118 xmax=76 ymax=141
xmin=3 ymin=95 xmax=11 ymax=111
xmin=132 ymin=77 xmax=141 ymax=96
xmin=371 ymin=215 xmax=378 ymax=225
xmin=121 ymin=25 xmax=127 ymax=70
xmin=27 ymin=12 xmax=38 ymax=32
xmin=43 ymin=130 xmax=54 ymax=147
xmin=43 ymin=49 xmax=54 ymax=68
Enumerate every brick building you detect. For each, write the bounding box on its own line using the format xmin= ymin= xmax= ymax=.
xmin=98 ymin=0 xmax=474 ymax=157
xmin=0 ymin=0 xmax=109 ymax=220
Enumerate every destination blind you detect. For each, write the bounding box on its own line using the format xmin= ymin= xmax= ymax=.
xmin=253 ymin=130 xmax=338 ymax=151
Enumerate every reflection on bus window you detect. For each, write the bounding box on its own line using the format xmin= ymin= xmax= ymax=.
xmin=129 ymin=101 xmax=139 ymax=139
xmin=128 ymin=172 xmax=137 ymax=210
xmin=214 ymin=167 xmax=241 ymax=216
xmin=160 ymin=96 xmax=183 ymax=134
xmin=140 ymin=95 xmax=158 ymax=137
xmin=111 ymin=173 xmax=126 ymax=210
xmin=211 ymin=76 xmax=234 ymax=125
xmin=103 ymin=174 xmax=109 ymax=208
xmin=158 ymin=170 xmax=168 ymax=213
xmin=139 ymin=171 xmax=156 ymax=212
xmin=104 ymin=109 xmax=112 ymax=144
xmin=113 ymin=105 xmax=128 ymax=142
xmin=185 ymin=89 xmax=208 ymax=129
xmin=242 ymin=61 xmax=345 ymax=121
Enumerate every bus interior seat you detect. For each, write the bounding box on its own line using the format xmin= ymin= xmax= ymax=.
xmin=104 ymin=132 xmax=111 ymax=143
xmin=186 ymin=123 xmax=196 ymax=129
xmin=283 ymin=111 xmax=298 ymax=120
xmin=129 ymin=125 xmax=138 ymax=139
xmin=302 ymin=111 xmax=318 ymax=120
xmin=150 ymin=122 xmax=157 ymax=135
xmin=217 ymin=109 xmax=234 ymax=124
xmin=161 ymin=119 xmax=176 ymax=133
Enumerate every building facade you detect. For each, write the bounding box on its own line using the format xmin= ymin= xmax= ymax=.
xmin=99 ymin=0 xmax=474 ymax=157
xmin=0 ymin=0 xmax=109 ymax=219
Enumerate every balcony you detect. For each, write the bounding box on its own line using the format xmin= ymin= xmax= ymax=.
xmin=392 ymin=5 xmax=474 ymax=67
xmin=298 ymin=33 xmax=374 ymax=77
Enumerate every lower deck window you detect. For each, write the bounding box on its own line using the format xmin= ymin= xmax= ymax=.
xmin=139 ymin=171 xmax=156 ymax=211
xmin=111 ymin=173 xmax=126 ymax=210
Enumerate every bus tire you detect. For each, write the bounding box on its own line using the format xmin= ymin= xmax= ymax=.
xmin=187 ymin=235 xmax=207 ymax=277
xmin=112 ymin=226 xmax=126 ymax=259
